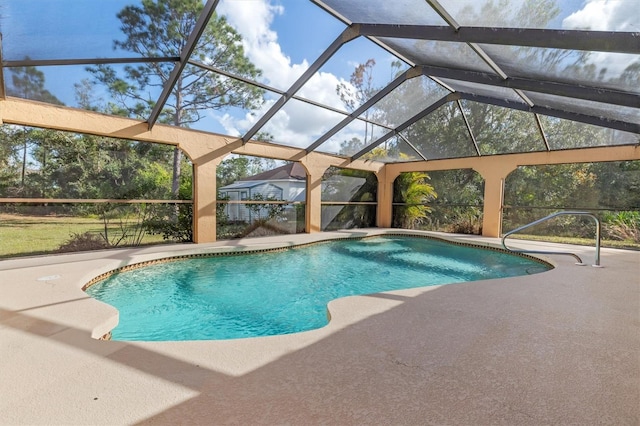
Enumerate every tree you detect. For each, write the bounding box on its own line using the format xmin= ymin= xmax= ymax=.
xmin=6 ymin=65 xmax=64 ymax=191
xmin=335 ymin=61 xmax=441 ymax=230
xmin=336 ymin=58 xmax=379 ymax=151
xmin=89 ymin=0 xmax=265 ymax=198
xmin=37 ymin=133 xmax=174 ymax=201
xmin=244 ymin=193 xmax=284 ymax=222
xmin=404 ymin=102 xmax=476 ymax=159
xmin=393 ymin=170 xmax=437 ymax=229
xmin=593 ymin=161 xmax=640 ymax=210
xmin=216 ymin=155 xmax=277 ymax=188
xmin=460 ymin=101 xmax=545 ymax=154
xmin=0 ymin=126 xmax=24 ymax=197
xmin=337 ymin=137 xmax=366 ymax=157
xmin=26 ymin=129 xmax=70 ymax=198
xmin=7 ymin=65 xmax=63 ymax=105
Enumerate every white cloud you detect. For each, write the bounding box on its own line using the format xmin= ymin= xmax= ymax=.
xmin=216 ymin=0 xmax=304 ymax=89
xmin=216 ymin=98 xmax=278 ymax=138
xmin=215 ymin=94 xmax=345 ymax=150
xmin=562 ymin=0 xmax=639 ymax=31
xmin=298 ymin=71 xmax=345 ymax=106
xmin=214 ymin=0 xmax=353 ymax=148
xmin=561 ymin=0 xmax=639 ymax=80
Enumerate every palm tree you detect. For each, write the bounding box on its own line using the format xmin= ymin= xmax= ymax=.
xmin=393 ymin=171 xmax=437 ymax=229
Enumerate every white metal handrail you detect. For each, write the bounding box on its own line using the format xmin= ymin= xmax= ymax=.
xmin=502 ymin=211 xmax=601 ymax=267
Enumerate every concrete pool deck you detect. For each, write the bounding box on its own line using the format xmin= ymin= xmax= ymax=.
xmin=0 ymin=229 xmax=638 ymax=425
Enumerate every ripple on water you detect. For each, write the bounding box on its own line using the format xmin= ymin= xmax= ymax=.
xmin=86 ymin=236 xmax=550 ymax=341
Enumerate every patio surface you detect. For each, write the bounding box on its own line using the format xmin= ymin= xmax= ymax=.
xmin=0 ymin=229 xmax=638 ymax=425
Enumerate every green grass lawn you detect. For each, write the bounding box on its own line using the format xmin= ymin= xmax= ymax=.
xmin=1 ymin=214 xmax=637 ymax=259
xmin=0 ymin=214 xmax=167 ymax=258
xmin=507 ymin=233 xmax=640 ymax=250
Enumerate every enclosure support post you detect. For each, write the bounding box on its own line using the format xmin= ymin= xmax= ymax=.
xmin=192 ymin=158 xmax=221 ymax=243
xmin=301 ymin=157 xmax=330 ymax=233
xmin=475 ymin=162 xmax=517 ymax=238
xmin=376 ymin=167 xmax=399 ymax=228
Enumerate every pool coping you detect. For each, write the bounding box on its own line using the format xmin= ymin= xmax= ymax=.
xmin=81 ymin=231 xmax=554 ymax=341
xmin=1 ymin=229 xmax=638 ymax=425
xmin=80 ymin=229 xmax=556 ymax=339
xmin=1 ymin=228 xmax=564 ymax=340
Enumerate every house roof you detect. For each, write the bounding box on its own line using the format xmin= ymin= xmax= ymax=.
xmin=240 ymin=162 xmax=307 ymax=181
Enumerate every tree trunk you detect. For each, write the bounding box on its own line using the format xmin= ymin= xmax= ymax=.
xmin=21 ymin=139 xmax=27 ymax=188
xmin=172 ymin=87 xmax=183 ymax=199
xmin=171 ymin=147 xmax=181 ymax=197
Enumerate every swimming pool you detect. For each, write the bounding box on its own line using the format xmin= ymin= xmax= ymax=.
xmin=86 ymin=235 xmax=550 ymax=341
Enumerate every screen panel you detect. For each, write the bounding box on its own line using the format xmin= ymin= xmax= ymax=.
xmin=460 ymin=100 xmax=547 ymax=154
xmin=526 ymin=92 xmax=640 ymax=126
xmin=439 ymin=0 xmax=639 ymax=31
xmin=378 ymin=38 xmax=499 ymax=74
xmin=437 ymin=78 xmax=525 ymax=103
xmin=539 ymin=116 xmax=639 ymax=150
xmin=255 ymin=98 xmax=350 ymax=149
xmin=1 ymin=0 xmax=145 ymax=61
xmin=316 ymin=0 xmax=446 ymax=25
xmin=315 ymin=118 xmax=392 ymax=156
xmin=479 ymin=45 xmax=640 ymax=95
xmin=402 ymin=102 xmax=477 ymax=160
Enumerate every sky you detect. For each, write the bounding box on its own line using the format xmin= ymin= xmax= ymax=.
xmin=212 ymin=0 xmax=408 ymax=152
xmin=209 ymin=0 xmax=640 ymax=152
xmin=1 ymin=0 xmax=638 ymax=154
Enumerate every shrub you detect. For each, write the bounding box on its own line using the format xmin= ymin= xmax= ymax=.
xmin=96 ymin=204 xmax=151 ymax=247
xmin=602 ymin=211 xmax=640 ymax=242
xmin=57 ymin=232 xmax=110 ymax=253
xmin=446 ymin=207 xmax=483 ymax=235
xmin=144 ymin=204 xmax=193 ymax=242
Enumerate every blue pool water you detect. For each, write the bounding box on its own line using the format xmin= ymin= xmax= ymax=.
xmin=86 ymin=236 xmax=550 ymax=341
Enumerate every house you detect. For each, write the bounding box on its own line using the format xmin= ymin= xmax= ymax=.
xmin=219 ymin=162 xmax=373 ymax=229
xmin=218 ymin=162 xmax=306 ymax=223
